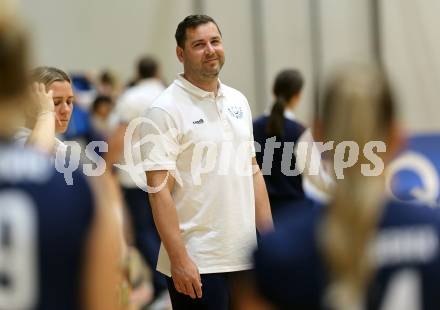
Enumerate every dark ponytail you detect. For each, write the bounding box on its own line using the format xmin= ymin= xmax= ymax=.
xmin=266 ymin=69 xmax=304 ymax=137
xmin=266 ymin=97 xmax=286 ymax=137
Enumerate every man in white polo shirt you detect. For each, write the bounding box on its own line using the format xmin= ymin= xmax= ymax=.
xmin=141 ymin=14 xmax=273 ymax=310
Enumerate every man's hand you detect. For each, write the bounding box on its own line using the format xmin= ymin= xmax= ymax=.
xmin=170 ymin=254 xmax=203 ymax=299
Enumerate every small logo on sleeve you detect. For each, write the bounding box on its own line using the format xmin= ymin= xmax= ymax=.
xmin=193 ymin=119 xmax=205 ymax=125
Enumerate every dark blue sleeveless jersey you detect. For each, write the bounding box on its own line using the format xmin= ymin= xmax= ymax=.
xmin=0 ymin=143 xmax=94 ymax=310
xmin=254 ymin=199 xmax=440 ymax=310
xmin=253 ymin=115 xmax=305 ymax=212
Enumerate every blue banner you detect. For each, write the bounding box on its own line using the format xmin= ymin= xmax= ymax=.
xmin=388 ymin=133 xmax=440 ymax=208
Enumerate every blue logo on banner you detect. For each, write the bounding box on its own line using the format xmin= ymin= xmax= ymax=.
xmin=388 ymin=133 xmax=440 ymax=208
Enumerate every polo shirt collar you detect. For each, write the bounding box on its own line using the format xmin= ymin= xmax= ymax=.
xmin=176 ymin=73 xmax=225 ymax=98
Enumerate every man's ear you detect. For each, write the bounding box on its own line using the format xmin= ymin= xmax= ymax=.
xmin=176 ymin=46 xmax=184 ymax=63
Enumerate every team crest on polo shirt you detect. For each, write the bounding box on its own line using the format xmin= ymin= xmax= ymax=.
xmin=227 ymin=106 xmax=243 ymax=119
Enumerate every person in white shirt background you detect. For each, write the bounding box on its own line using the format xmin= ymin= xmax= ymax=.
xmin=106 ymin=55 xmax=168 ymax=308
xmin=252 ymin=69 xmax=307 ymax=222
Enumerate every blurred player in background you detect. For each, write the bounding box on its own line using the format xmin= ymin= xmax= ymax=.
xmin=250 ymin=66 xmax=440 ymax=309
xmin=253 ymin=69 xmax=306 ymax=222
xmin=106 ymin=55 xmax=169 ymax=308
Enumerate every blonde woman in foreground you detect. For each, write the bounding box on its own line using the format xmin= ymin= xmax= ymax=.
xmin=0 ymin=2 xmax=125 ymax=309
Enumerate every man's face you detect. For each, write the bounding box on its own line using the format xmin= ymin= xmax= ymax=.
xmin=177 ymin=22 xmax=225 ymax=80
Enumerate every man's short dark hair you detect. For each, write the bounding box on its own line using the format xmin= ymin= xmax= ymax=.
xmin=137 ymin=56 xmax=158 ymax=79
xmin=175 ymin=15 xmax=222 ymax=48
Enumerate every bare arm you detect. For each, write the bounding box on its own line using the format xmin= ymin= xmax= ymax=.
xmin=252 ymin=157 xmax=273 ymax=233
xmin=82 ymin=172 xmax=127 ymax=310
xmin=146 ymin=170 xmax=202 ymax=299
xmin=105 ymin=123 xmax=127 ymax=174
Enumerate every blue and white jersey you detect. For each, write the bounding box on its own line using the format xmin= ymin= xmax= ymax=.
xmin=0 ymin=143 xmax=94 ymax=310
xmin=254 ymin=199 xmax=440 ymax=310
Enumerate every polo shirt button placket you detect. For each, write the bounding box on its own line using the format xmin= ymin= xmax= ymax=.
xmin=222 ymin=117 xmax=234 ymax=141
xmin=216 ymin=98 xmax=233 ymax=140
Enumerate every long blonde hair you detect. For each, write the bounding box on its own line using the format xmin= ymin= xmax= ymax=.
xmin=319 ymin=66 xmax=395 ymax=309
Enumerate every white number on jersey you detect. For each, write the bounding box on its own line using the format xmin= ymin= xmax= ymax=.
xmin=380 ymin=269 xmax=421 ymax=310
xmin=0 ymin=190 xmax=37 ymax=309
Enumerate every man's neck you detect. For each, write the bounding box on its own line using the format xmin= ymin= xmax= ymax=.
xmin=183 ymin=73 xmax=219 ymax=96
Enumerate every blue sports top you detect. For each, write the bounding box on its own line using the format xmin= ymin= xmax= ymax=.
xmin=254 ymin=198 xmax=440 ymax=310
xmin=0 ymin=143 xmax=94 ymax=310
